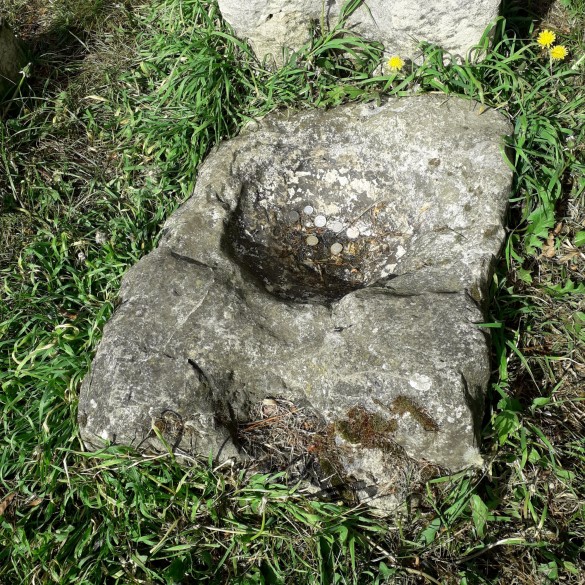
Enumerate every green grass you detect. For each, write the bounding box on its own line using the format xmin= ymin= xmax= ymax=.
xmin=1 ymin=0 xmax=584 ymax=582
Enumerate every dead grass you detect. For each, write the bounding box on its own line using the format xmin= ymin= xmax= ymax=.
xmin=238 ymin=398 xmax=328 ymax=486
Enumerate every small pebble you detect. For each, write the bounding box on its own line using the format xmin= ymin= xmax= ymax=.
xmin=328 ymin=220 xmax=343 ymax=233
xmin=287 ymin=210 xmax=300 ymax=223
xmin=306 ymin=235 xmax=319 ymax=246
xmin=346 ymin=226 xmax=360 ymax=239
xmin=303 ymin=205 xmax=314 ymax=215
xmin=330 ymin=242 xmax=343 ymax=255
xmin=95 ymin=230 xmax=107 ymax=245
xmin=262 ymin=398 xmax=278 ymax=417
xmin=314 ymin=215 xmax=327 ymax=228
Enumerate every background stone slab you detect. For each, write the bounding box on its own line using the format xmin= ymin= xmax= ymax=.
xmin=217 ymin=0 xmax=501 ymax=64
xmin=0 ymin=19 xmax=26 ymax=101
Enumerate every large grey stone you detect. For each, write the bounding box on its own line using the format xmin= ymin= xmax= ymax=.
xmin=0 ymin=20 xmax=26 ymax=101
xmin=79 ymin=95 xmax=512 ymax=507
xmin=218 ymin=0 xmax=500 ymax=65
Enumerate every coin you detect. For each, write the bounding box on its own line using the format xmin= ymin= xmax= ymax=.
xmin=328 ymin=220 xmax=343 ymax=233
xmin=314 ymin=215 xmax=327 ymax=228
xmin=346 ymin=226 xmax=360 ymax=239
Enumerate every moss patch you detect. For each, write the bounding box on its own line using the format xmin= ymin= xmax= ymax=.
xmin=389 ymin=396 xmax=440 ymax=432
xmin=311 ymin=427 xmax=361 ymax=504
xmin=335 ymin=406 xmax=398 ymax=449
xmin=469 ymin=282 xmax=483 ymax=303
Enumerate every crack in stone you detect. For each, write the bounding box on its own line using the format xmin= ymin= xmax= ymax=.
xmin=187 ymin=358 xmax=212 ymax=387
xmin=169 ymin=249 xmax=213 ymax=270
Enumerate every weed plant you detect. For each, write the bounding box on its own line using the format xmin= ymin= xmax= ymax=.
xmin=0 ymin=0 xmax=584 ymax=583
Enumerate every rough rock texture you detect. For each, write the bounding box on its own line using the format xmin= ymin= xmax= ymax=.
xmin=217 ymin=0 xmax=500 ymax=64
xmin=0 ymin=20 xmax=26 ymax=100
xmin=79 ymin=95 xmax=512 ymax=507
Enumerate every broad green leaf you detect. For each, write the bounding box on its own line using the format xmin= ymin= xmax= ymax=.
xmin=517 ymin=268 xmax=533 ymax=284
xmin=531 ymin=397 xmax=552 ymax=411
xmin=419 ymin=517 xmax=442 ymax=545
xmin=574 ymin=231 xmax=585 ymax=247
xmin=494 ymin=410 xmax=520 ymax=444
xmin=470 ymin=495 xmax=489 ymax=539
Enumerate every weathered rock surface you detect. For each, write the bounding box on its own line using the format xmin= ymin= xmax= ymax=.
xmin=0 ymin=20 xmax=26 ymax=101
xmin=79 ymin=95 xmax=512 ymax=507
xmin=217 ymin=0 xmax=500 ymax=64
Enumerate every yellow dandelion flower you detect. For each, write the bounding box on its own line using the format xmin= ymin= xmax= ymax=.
xmin=387 ymin=55 xmax=405 ymax=72
xmin=537 ymin=29 xmax=556 ymax=48
xmin=550 ymin=45 xmax=568 ymax=60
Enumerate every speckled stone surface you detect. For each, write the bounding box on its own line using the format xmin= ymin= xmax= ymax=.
xmin=217 ymin=0 xmax=501 ymax=65
xmin=79 ymin=95 xmax=512 ymax=508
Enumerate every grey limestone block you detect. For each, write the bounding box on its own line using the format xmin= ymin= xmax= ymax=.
xmin=217 ymin=0 xmax=501 ymax=65
xmin=79 ymin=95 xmax=513 ymax=508
xmin=0 ymin=20 xmax=26 ymax=101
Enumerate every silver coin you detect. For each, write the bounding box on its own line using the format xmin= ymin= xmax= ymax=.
xmin=346 ymin=226 xmax=360 ymax=239
xmin=330 ymin=242 xmax=343 ymax=255
xmin=328 ymin=220 xmax=343 ymax=233
xmin=303 ymin=205 xmax=314 ymax=215
xmin=306 ymin=235 xmax=319 ymax=246
xmin=286 ymin=210 xmax=300 ymax=223
xmin=314 ymin=215 xmax=327 ymax=228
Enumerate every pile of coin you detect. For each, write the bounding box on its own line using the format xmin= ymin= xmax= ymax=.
xmin=285 ymin=204 xmax=363 ymax=256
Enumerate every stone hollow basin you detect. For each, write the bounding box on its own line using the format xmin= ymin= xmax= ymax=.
xmin=229 ymin=177 xmax=412 ymax=302
xmin=79 ymin=95 xmax=513 ymax=509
